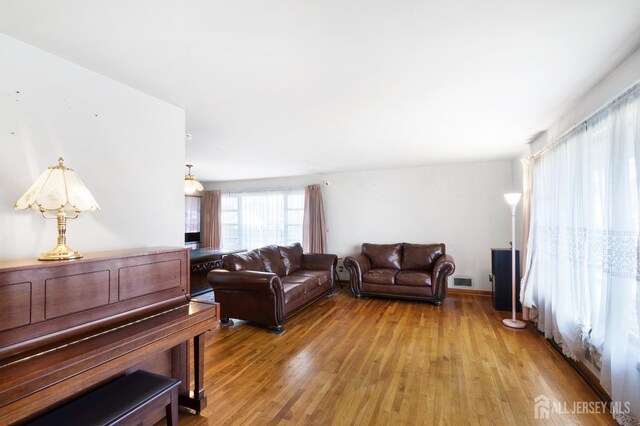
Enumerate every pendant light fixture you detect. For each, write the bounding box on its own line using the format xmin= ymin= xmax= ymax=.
xmin=184 ymin=164 xmax=204 ymax=195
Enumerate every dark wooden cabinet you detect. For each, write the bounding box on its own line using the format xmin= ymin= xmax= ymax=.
xmin=189 ymin=248 xmax=244 ymax=296
xmin=490 ymin=248 xmax=521 ymax=312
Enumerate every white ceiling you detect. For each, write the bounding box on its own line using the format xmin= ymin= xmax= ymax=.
xmin=1 ymin=1 xmax=639 ymax=181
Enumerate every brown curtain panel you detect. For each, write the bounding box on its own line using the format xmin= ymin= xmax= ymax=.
xmin=203 ymin=190 xmax=222 ymax=248
xmin=302 ymin=184 xmax=327 ymax=253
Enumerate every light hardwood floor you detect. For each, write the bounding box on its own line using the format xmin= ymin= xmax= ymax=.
xmin=177 ymin=286 xmax=616 ymax=425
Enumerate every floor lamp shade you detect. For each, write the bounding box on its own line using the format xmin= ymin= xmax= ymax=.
xmin=504 ymin=193 xmax=521 ymax=209
xmin=502 ymin=192 xmax=526 ymax=329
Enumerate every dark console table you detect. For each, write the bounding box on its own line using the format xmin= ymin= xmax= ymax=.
xmin=190 ymin=248 xmax=244 ymax=296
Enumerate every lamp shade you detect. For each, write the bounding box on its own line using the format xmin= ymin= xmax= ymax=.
xmin=14 ymin=157 xmax=100 ymax=261
xmin=184 ymin=164 xmax=204 ymax=195
xmin=503 ymin=193 xmax=521 ymax=207
xmin=14 ymin=157 xmax=100 ymax=213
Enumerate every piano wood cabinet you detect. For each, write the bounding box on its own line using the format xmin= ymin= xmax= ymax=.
xmin=0 ymin=247 xmax=218 ymax=425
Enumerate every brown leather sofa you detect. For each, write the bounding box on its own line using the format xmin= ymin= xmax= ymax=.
xmin=344 ymin=243 xmax=455 ymax=304
xmin=207 ymin=243 xmax=337 ymax=333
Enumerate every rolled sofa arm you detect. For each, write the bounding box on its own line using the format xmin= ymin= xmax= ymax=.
xmin=207 ymin=269 xmax=283 ymax=295
xmin=431 ymin=254 xmax=456 ymax=303
xmin=302 ymin=253 xmax=338 ymax=271
xmin=343 ymin=254 xmax=371 ymax=296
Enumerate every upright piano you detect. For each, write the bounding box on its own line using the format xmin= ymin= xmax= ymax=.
xmin=0 ymin=247 xmax=218 ymax=424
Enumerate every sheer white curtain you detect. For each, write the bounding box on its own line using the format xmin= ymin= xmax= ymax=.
xmin=220 ymin=188 xmax=304 ymax=250
xmin=522 ymin=85 xmax=640 ymax=425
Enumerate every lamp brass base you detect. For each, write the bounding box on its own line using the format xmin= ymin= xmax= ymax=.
xmin=38 ymin=244 xmax=83 ymax=261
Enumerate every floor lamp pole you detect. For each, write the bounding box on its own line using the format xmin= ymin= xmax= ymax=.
xmin=503 ymin=193 xmax=526 ymax=329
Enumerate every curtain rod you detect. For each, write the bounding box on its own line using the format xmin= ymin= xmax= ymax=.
xmin=221 ymin=186 xmax=306 ymax=194
xmin=532 ymin=79 xmax=640 ymax=159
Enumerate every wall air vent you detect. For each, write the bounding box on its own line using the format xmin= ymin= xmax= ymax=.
xmin=453 ymin=277 xmax=473 ymax=287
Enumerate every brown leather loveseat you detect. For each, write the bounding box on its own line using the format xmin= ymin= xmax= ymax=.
xmin=207 ymin=243 xmax=337 ymax=333
xmin=344 ymin=243 xmax=455 ymax=304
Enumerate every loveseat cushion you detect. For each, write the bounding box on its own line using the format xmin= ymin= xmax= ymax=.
xmin=258 ymin=245 xmax=287 ymax=277
xmin=223 ymin=250 xmax=265 ymax=272
xmin=396 ymin=270 xmax=432 ymax=286
xmin=363 ymin=268 xmax=398 ymax=285
xmin=362 ymin=243 xmax=402 ymax=270
xmin=279 ymin=243 xmax=304 ymax=275
xmin=401 ymin=243 xmax=445 ymax=271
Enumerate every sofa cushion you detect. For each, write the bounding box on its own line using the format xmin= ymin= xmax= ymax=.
xmin=282 ymin=283 xmax=306 ymax=307
xmin=401 ymin=243 xmax=445 ymax=271
xmin=281 ymin=275 xmax=311 ymax=285
xmin=291 ymin=270 xmax=330 ymax=286
xmin=289 ymin=269 xmax=328 ymax=279
xmin=362 ymin=243 xmax=402 ymax=270
xmin=279 ymin=243 xmax=304 ymax=275
xmin=223 ymin=250 xmax=264 ymax=272
xmin=396 ymin=270 xmax=432 ymax=287
xmin=362 ymin=268 xmax=398 ymax=285
xmin=305 ymin=276 xmax=331 ymax=301
xmin=258 ymin=245 xmax=287 ymax=277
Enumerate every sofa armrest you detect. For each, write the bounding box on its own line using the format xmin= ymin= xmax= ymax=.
xmin=343 ymin=254 xmax=371 ymax=296
xmin=301 ymin=253 xmax=337 ymax=271
xmin=207 ymin=269 xmax=282 ymax=295
xmin=431 ymin=254 xmax=456 ymax=301
xmin=344 ymin=254 xmax=371 ymax=277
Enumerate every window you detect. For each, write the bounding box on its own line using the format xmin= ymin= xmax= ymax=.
xmin=221 ymin=188 xmax=304 ymax=250
xmin=184 ymin=196 xmax=201 ymax=247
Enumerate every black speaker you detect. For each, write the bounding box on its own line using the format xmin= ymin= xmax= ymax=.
xmin=490 ymin=249 xmax=521 ymax=312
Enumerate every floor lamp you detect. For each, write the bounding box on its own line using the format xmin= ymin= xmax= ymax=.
xmin=503 ymin=193 xmax=526 ymax=329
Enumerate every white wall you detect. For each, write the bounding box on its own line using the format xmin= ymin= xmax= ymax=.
xmin=206 ymin=160 xmax=514 ymax=291
xmin=0 ymin=34 xmax=186 ymax=260
xmin=530 ymin=47 xmax=640 ymax=154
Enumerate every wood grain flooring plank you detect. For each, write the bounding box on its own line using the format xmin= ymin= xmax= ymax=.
xmin=169 ymin=288 xmax=616 ymax=426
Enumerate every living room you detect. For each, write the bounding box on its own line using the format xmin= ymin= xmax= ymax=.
xmin=1 ymin=2 xmax=639 ymax=425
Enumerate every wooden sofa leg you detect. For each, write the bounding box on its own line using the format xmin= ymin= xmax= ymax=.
xmin=269 ymin=325 xmax=285 ymax=334
xmin=220 ymin=318 xmax=234 ymax=326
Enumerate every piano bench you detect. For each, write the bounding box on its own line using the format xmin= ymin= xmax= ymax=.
xmin=28 ymin=370 xmax=181 ymax=426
